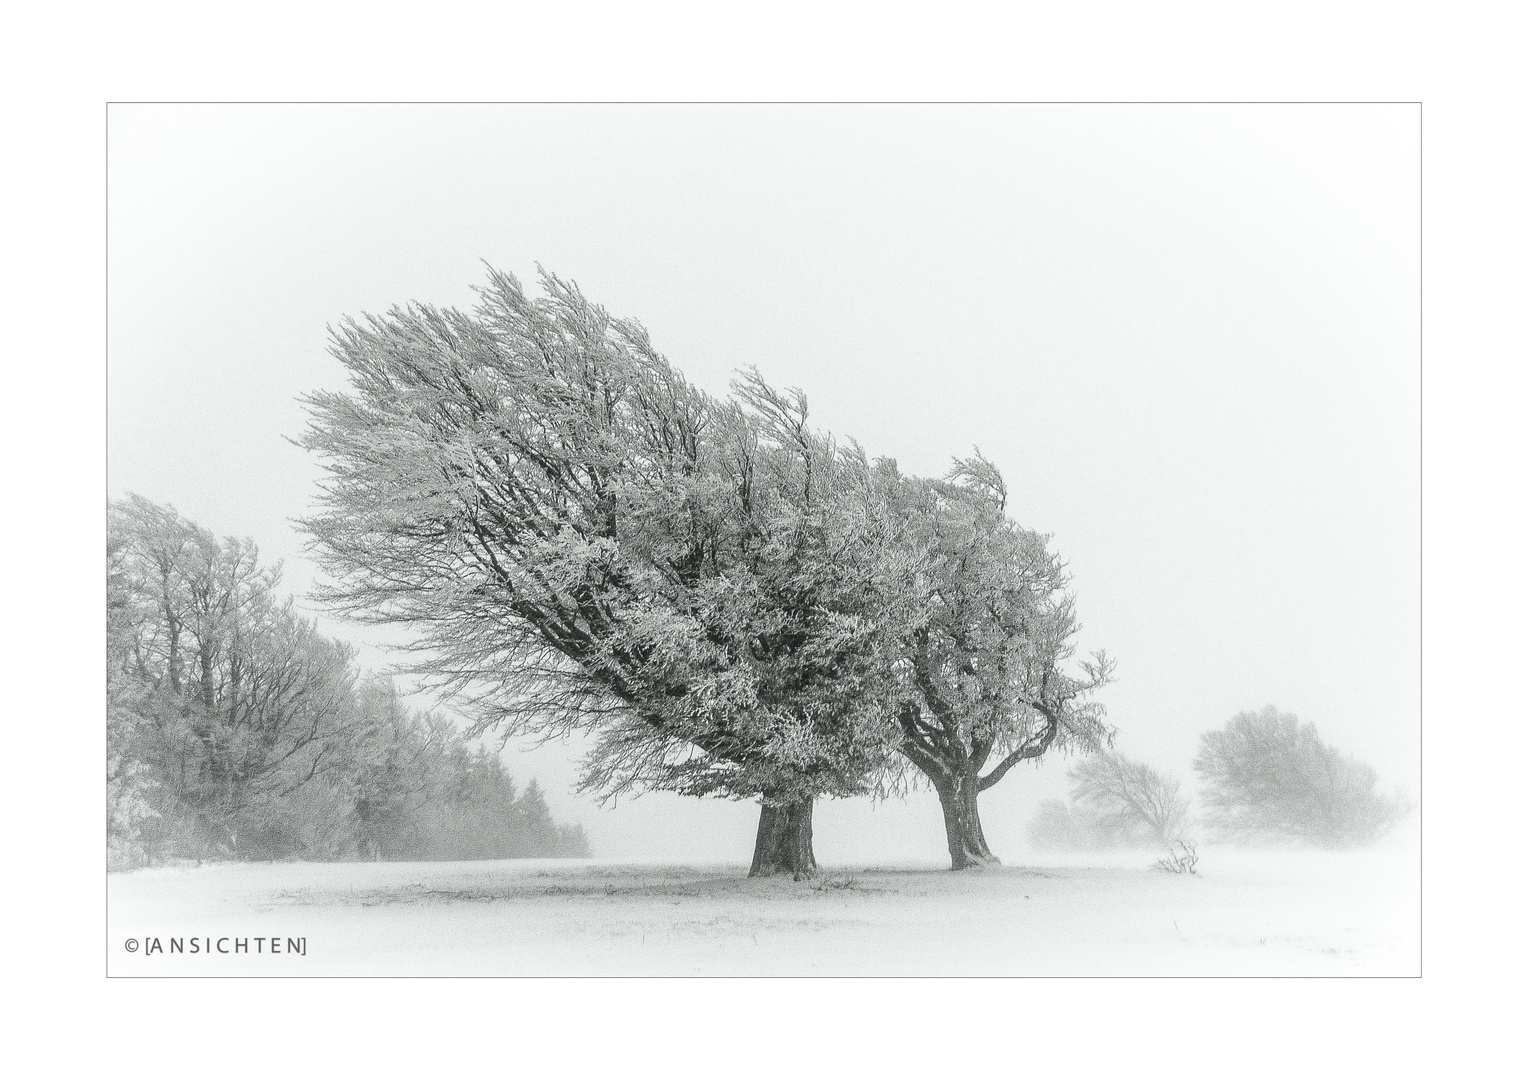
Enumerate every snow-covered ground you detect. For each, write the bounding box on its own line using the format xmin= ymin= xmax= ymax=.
xmin=108 ymin=839 xmax=1419 ymax=976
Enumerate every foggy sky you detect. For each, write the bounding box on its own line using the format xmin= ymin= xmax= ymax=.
xmin=106 ymin=104 xmax=1420 ymax=863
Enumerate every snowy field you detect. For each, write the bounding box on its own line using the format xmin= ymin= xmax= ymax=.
xmin=108 ymin=836 xmax=1418 ymax=977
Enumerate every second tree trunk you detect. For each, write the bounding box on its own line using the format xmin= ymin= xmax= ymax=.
xmin=935 ymin=772 xmax=1000 ymax=870
xmin=749 ymin=798 xmax=817 ymax=878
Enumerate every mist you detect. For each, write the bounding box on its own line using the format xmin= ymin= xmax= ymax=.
xmin=107 ymin=103 xmax=1418 ymax=865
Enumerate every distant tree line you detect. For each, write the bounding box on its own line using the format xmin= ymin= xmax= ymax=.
xmin=297 ymin=266 xmax=1113 ymax=875
xmin=1193 ymin=706 xmax=1409 ymax=848
xmin=107 ymin=496 xmax=589 ymax=870
xmin=1028 ymin=707 xmax=1410 ymax=853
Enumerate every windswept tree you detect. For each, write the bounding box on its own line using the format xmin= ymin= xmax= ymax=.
xmin=576 ymin=373 xmax=916 ymax=875
xmin=886 ymin=456 xmax=1113 ymax=869
xmin=299 ymin=268 xmax=906 ymax=876
xmin=1194 ymin=706 xmax=1409 ymax=848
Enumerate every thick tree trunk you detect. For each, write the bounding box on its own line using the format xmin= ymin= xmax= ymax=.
xmin=749 ymin=798 xmax=818 ymax=878
xmin=935 ymin=772 xmax=1000 ymax=870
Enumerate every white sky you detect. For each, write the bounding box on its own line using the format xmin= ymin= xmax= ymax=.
xmin=107 ymin=104 xmax=1419 ymax=862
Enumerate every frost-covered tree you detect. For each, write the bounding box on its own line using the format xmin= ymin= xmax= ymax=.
xmin=576 ymin=373 xmax=915 ymax=875
xmin=108 ymin=528 xmax=163 ymax=868
xmin=299 ymin=268 xmax=907 ymax=875
xmin=886 ymin=456 xmax=1113 ymax=868
xmin=341 ymin=678 xmax=453 ymax=858
xmin=108 ymin=496 xmax=595 ymax=865
xmin=108 ymin=495 xmax=363 ymax=857
xmin=1193 ymin=706 xmax=1409 ymax=848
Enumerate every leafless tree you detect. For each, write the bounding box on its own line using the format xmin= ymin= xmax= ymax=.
xmin=1068 ymin=750 xmax=1191 ymax=846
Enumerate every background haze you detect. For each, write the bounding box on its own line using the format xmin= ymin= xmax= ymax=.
xmin=107 ymin=104 xmax=1420 ymax=863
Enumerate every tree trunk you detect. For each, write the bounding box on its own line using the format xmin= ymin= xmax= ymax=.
xmin=935 ymin=772 xmax=1000 ymax=870
xmin=749 ymin=798 xmax=818 ymax=878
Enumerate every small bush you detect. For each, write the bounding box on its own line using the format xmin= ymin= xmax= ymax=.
xmin=1152 ymin=839 xmax=1200 ymax=875
xmin=810 ymin=873 xmax=858 ymax=892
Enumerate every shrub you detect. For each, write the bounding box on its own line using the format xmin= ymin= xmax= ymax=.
xmin=1152 ymin=839 xmax=1200 ymax=875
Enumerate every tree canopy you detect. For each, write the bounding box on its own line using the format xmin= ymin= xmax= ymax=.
xmin=298 ymin=264 xmax=1115 ymax=873
xmin=300 ymin=268 xmax=914 ymax=874
xmin=882 ymin=455 xmax=1113 ymax=866
xmin=1194 ymin=706 xmax=1408 ymax=848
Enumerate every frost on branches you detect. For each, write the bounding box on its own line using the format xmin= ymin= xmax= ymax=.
xmin=300 ymin=270 xmax=910 ymax=875
xmin=107 ymin=495 xmax=592 ymax=866
xmin=107 ymin=496 xmax=362 ymax=861
xmin=882 ymin=455 xmax=1114 ymax=868
xmin=299 ymin=266 xmax=1112 ymax=874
